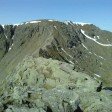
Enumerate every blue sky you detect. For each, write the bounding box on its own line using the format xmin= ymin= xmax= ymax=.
xmin=0 ymin=0 xmax=112 ymax=31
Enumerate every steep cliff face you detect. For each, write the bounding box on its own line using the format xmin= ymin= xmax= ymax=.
xmin=0 ymin=25 xmax=8 ymax=60
xmin=0 ymin=20 xmax=112 ymax=86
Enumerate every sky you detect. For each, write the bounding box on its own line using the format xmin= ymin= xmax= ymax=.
xmin=0 ymin=0 xmax=112 ymax=31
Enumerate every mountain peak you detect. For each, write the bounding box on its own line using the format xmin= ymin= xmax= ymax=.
xmin=1 ymin=19 xmax=92 ymax=27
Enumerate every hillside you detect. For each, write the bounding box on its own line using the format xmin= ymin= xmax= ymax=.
xmin=0 ymin=19 xmax=112 ymax=86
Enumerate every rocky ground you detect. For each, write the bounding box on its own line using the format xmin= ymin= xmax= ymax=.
xmin=0 ymin=56 xmax=112 ymax=112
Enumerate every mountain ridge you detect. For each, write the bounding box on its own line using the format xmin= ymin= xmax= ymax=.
xmin=0 ymin=19 xmax=112 ymax=86
xmin=0 ymin=19 xmax=112 ymax=112
xmin=1 ymin=19 xmax=92 ymax=27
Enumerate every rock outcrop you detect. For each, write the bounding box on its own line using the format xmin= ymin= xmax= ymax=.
xmin=0 ymin=56 xmax=112 ymax=112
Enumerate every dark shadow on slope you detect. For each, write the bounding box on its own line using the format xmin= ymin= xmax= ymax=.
xmin=46 ymin=106 xmax=53 ymax=112
xmin=103 ymin=87 xmax=112 ymax=91
xmin=74 ymin=106 xmax=83 ymax=112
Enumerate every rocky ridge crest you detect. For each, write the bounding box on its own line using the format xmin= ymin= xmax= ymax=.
xmin=0 ymin=56 xmax=112 ymax=112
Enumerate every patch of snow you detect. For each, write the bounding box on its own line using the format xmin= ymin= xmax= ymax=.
xmin=30 ymin=21 xmax=41 ymax=23
xmin=56 ymin=47 xmax=60 ymax=52
xmin=64 ymin=21 xmax=74 ymax=25
xmin=8 ymin=44 xmax=14 ymax=51
xmin=94 ymin=74 xmax=101 ymax=78
xmin=97 ymin=36 xmax=100 ymax=39
xmin=11 ymin=43 xmax=13 ymax=47
xmin=64 ymin=21 xmax=70 ymax=25
xmin=93 ymin=36 xmax=97 ymax=40
xmin=81 ymin=29 xmax=112 ymax=46
xmin=73 ymin=22 xmax=91 ymax=26
xmin=89 ymin=51 xmax=92 ymax=54
xmin=82 ymin=43 xmax=88 ymax=50
xmin=99 ymin=56 xmax=105 ymax=60
xmin=93 ymin=36 xmax=100 ymax=40
xmin=64 ymin=21 xmax=91 ymax=26
xmin=4 ymin=34 xmax=8 ymax=39
xmin=12 ymin=35 xmax=14 ymax=39
xmin=25 ymin=20 xmax=41 ymax=24
xmin=9 ymin=47 xmax=11 ymax=51
xmin=94 ymin=53 xmax=105 ymax=60
xmin=75 ymin=60 xmax=78 ymax=63
xmin=100 ymin=62 xmax=102 ymax=65
xmin=56 ymin=47 xmax=74 ymax=65
xmin=69 ymin=61 xmax=74 ymax=64
xmin=70 ymin=100 xmax=75 ymax=103
xmin=61 ymin=48 xmax=73 ymax=59
xmin=94 ymin=53 xmax=98 ymax=56
xmin=48 ymin=20 xmax=53 ymax=22
xmin=54 ymin=25 xmax=57 ymax=29
xmin=2 ymin=25 xmax=5 ymax=29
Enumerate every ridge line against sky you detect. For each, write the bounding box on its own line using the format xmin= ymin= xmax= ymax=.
xmin=0 ymin=0 xmax=112 ymax=31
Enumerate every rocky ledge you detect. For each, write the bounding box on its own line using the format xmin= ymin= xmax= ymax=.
xmin=0 ymin=56 xmax=112 ymax=112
